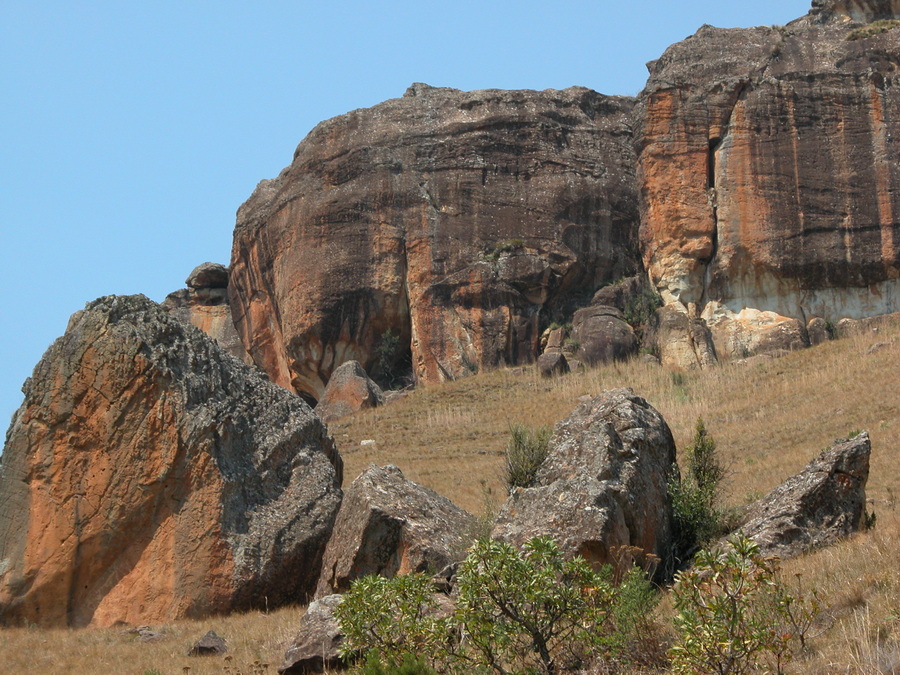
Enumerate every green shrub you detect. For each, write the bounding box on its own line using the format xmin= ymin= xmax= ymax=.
xmin=668 ymin=418 xmax=728 ymax=566
xmin=456 ymin=536 xmax=658 ymax=674
xmin=670 ymin=534 xmax=820 ymax=675
xmin=503 ymin=424 xmax=552 ymax=493
xmin=624 ymin=285 xmax=663 ymax=327
xmin=334 ymin=537 xmax=660 ymax=675
xmin=334 ymin=573 xmax=448 ymax=671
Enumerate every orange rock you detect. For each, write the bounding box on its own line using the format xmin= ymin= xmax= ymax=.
xmin=0 ymin=295 xmax=342 ymax=627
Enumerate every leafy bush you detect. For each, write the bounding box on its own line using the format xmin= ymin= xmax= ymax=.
xmin=456 ymin=537 xmax=658 ymax=674
xmin=623 ymin=284 xmax=663 ymax=328
xmin=670 ymin=534 xmax=820 ymax=675
xmin=668 ymin=418 xmax=728 ymax=566
xmin=334 ymin=573 xmax=447 ymax=671
xmin=334 ymin=537 xmax=660 ymax=674
xmin=503 ymin=424 xmax=552 ymax=493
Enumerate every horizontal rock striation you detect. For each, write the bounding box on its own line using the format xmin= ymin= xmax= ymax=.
xmin=229 ymin=84 xmax=640 ymax=402
xmin=635 ymin=3 xmax=900 ymax=365
xmin=0 ymin=295 xmax=343 ymax=627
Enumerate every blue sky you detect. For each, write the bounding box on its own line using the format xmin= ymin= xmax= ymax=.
xmin=1 ymin=1 xmax=812 ymax=429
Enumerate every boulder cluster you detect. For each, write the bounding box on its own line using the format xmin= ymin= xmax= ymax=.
xmin=0 ymin=0 xmax=888 ymax=652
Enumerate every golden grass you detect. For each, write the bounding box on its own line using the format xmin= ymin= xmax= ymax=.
xmin=0 ymin=605 xmax=303 ymax=674
xmin=1 ymin=317 xmax=897 ymax=673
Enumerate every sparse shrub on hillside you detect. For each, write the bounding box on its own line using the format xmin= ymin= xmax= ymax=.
xmin=670 ymin=534 xmax=821 ymax=675
xmin=623 ymin=284 xmax=663 ymax=328
xmin=334 ymin=536 xmax=661 ymax=675
xmin=668 ymin=418 xmax=729 ymax=566
xmin=847 ymin=19 xmax=900 ymax=41
xmin=334 ymin=573 xmax=448 ymax=671
xmin=503 ymin=424 xmax=552 ymax=493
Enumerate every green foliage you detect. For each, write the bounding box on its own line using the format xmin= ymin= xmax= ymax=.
xmin=358 ymin=651 xmax=438 ymax=675
xmin=334 ymin=573 xmax=448 ymax=671
xmin=375 ymin=329 xmax=404 ymax=388
xmin=334 ymin=537 xmax=660 ymax=675
xmin=503 ymin=424 xmax=552 ymax=493
xmin=669 ymin=418 xmax=728 ymax=566
xmin=623 ymin=284 xmax=663 ymax=328
xmin=847 ymin=19 xmax=900 ymax=40
xmin=455 ymin=537 xmax=658 ymax=674
xmin=670 ymin=534 xmax=821 ymax=675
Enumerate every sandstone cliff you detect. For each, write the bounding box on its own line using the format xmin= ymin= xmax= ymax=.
xmin=635 ymin=0 xmax=900 ymax=365
xmin=0 ymin=295 xmax=343 ymax=627
xmin=229 ymin=84 xmax=640 ymax=402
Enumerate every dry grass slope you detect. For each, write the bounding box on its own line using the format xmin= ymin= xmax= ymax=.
xmin=1 ymin=318 xmax=897 ymax=673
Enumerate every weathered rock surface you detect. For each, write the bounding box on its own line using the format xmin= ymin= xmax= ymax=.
xmin=571 ymin=305 xmax=638 ymax=365
xmin=635 ymin=3 xmax=900 ymax=365
xmin=187 ymin=630 xmax=228 ymax=657
xmin=162 ymin=263 xmax=253 ymax=366
xmin=316 ymin=464 xmax=475 ymax=597
xmin=537 ymin=351 xmax=569 ymax=378
xmin=493 ymin=389 xmax=676 ymax=573
xmin=0 ymin=295 xmax=343 ymax=627
xmin=313 ymin=360 xmax=384 ymax=423
xmin=280 ymin=594 xmax=345 ymax=675
xmin=229 ymin=84 xmax=640 ymax=402
xmin=740 ymin=432 xmax=871 ymax=558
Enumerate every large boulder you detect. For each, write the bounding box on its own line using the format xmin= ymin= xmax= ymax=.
xmin=161 ymin=262 xmax=253 ymax=366
xmin=279 ymin=594 xmax=345 ymax=675
xmin=739 ymin=432 xmax=871 ymax=558
xmin=492 ymin=389 xmax=676 ymax=573
xmin=313 ymin=360 xmax=384 ymax=423
xmin=315 ymin=464 xmax=475 ymax=597
xmin=635 ymin=3 xmax=900 ymax=363
xmin=0 ymin=295 xmax=343 ymax=627
xmin=570 ymin=305 xmax=638 ymax=365
xmin=229 ymin=84 xmax=641 ymax=402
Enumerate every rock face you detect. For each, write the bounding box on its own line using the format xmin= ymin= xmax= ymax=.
xmin=0 ymin=295 xmax=343 ymax=628
xmin=162 ymin=262 xmax=253 ymax=366
xmin=313 ymin=360 xmax=384 ymax=423
xmin=229 ymin=84 xmax=640 ymax=402
xmin=635 ymin=4 xmax=900 ymax=366
xmin=315 ymin=464 xmax=475 ymax=597
xmin=492 ymin=389 xmax=676 ymax=573
xmin=740 ymin=432 xmax=871 ymax=558
xmin=280 ymin=594 xmax=345 ymax=675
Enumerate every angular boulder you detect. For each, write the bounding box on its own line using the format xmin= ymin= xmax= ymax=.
xmin=0 ymin=295 xmax=343 ymax=627
xmin=739 ymin=432 xmax=871 ymax=558
xmin=314 ymin=360 xmax=384 ymax=423
xmin=161 ymin=262 xmax=253 ymax=366
xmin=315 ymin=464 xmax=475 ymax=597
xmin=229 ymin=84 xmax=640 ymax=402
xmin=493 ymin=389 xmax=676 ymax=573
xmin=537 ymin=351 xmax=569 ymax=378
xmin=280 ymin=594 xmax=345 ymax=675
xmin=635 ymin=4 xmax=900 ymax=362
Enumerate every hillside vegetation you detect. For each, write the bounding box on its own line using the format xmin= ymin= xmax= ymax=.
xmin=2 ymin=319 xmax=898 ymax=674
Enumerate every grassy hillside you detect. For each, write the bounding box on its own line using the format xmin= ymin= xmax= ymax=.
xmin=2 ymin=318 xmax=897 ymax=673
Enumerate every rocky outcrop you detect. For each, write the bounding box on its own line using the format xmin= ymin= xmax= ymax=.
xmin=740 ymin=432 xmax=871 ymax=558
xmin=635 ymin=3 xmax=900 ymax=366
xmin=537 ymin=351 xmax=569 ymax=378
xmin=280 ymin=594 xmax=345 ymax=675
xmin=0 ymin=295 xmax=343 ymax=628
xmin=314 ymin=360 xmax=384 ymax=423
xmin=315 ymin=464 xmax=475 ymax=597
xmin=162 ymin=263 xmax=253 ymax=366
xmin=492 ymin=389 xmax=676 ymax=574
xmin=229 ymin=84 xmax=641 ymax=402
